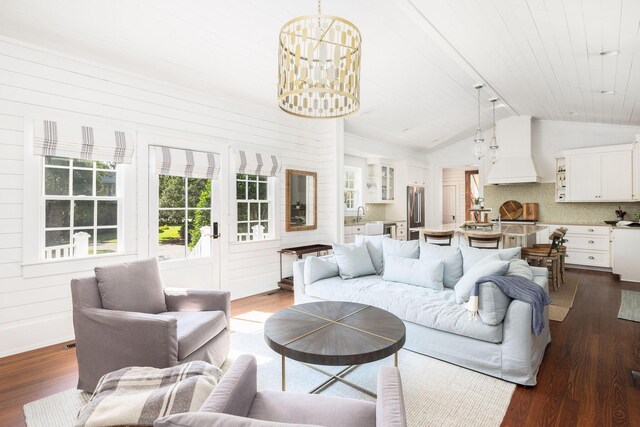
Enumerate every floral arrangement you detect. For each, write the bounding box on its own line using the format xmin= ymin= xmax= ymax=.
xmin=615 ymin=206 xmax=626 ymax=220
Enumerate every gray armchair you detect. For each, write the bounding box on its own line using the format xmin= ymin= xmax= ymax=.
xmin=154 ymin=354 xmax=407 ymax=427
xmin=71 ymin=258 xmax=230 ymax=392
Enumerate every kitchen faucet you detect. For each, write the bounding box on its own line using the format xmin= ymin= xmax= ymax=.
xmin=356 ymin=206 xmax=365 ymax=223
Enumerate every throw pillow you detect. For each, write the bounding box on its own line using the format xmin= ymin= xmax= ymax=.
xmin=460 ymin=246 xmax=522 ymax=274
xmin=478 ymin=282 xmax=512 ymax=326
xmin=332 ymin=243 xmax=376 ymax=279
xmin=355 ymin=235 xmax=389 ymax=275
xmin=95 ymin=258 xmax=167 ymax=314
xmin=382 ymin=239 xmax=420 ymax=270
xmin=454 ymin=254 xmax=509 ymax=304
xmin=303 ymin=256 xmax=339 ymax=285
xmin=507 ymin=259 xmax=534 ymax=281
xmin=419 ymin=242 xmax=463 ymax=288
xmin=383 ymin=255 xmax=444 ymax=290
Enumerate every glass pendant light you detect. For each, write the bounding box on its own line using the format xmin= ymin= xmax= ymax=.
xmin=473 ymin=84 xmax=487 ymax=159
xmin=487 ymin=97 xmax=500 ymax=164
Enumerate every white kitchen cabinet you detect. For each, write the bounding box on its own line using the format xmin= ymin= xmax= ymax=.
xmin=560 ymin=144 xmax=634 ymax=202
xmin=344 ymin=224 xmax=364 ymax=243
xmin=407 ymin=166 xmax=427 ymax=186
xmin=366 ymin=162 xmax=395 ymax=203
xmin=536 ymin=224 xmax=612 ymax=269
xmin=633 ymin=140 xmax=639 ymax=200
xmin=612 ymin=228 xmax=640 ymax=282
xmin=601 ymin=151 xmax=633 ymax=200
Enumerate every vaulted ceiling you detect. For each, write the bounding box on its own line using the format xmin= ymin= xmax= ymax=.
xmin=0 ymin=0 xmax=639 ymax=153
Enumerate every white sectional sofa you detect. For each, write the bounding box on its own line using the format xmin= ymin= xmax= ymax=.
xmin=293 ymin=238 xmax=551 ymax=386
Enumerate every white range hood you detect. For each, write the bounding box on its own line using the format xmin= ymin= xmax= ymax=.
xmin=486 ymin=115 xmax=541 ymax=184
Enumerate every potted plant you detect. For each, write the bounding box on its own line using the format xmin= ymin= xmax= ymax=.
xmin=615 ymin=206 xmax=626 ymax=221
xmin=635 ymin=211 xmax=640 ymax=223
xmin=473 ymin=196 xmax=484 ymax=209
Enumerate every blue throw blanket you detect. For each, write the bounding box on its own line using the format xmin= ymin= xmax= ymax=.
xmin=465 ymin=275 xmax=552 ymax=336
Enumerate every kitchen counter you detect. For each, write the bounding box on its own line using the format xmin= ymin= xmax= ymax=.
xmin=410 ymin=224 xmax=547 ymax=237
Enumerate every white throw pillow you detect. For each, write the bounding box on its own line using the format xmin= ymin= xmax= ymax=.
xmin=383 ymin=255 xmax=444 ymax=290
xmin=303 ymin=256 xmax=339 ymax=285
xmin=382 ymin=239 xmax=420 ymax=270
xmin=331 ymin=242 xmax=376 ymax=279
xmin=419 ymin=242 xmax=463 ymax=288
xmin=507 ymin=259 xmax=534 ymax=281
xmin=454 ymin=253 xmax=510 ymax=304
xmin=461 ymin=246 xmax=522 ymax=274
xmin=355 ymin=235 xmax=390 ymax=275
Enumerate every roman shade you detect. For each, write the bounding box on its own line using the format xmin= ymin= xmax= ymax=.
xmin=33 ymin=119 xmax=134 ymax=163
xmin=153 ymin=146 xmax=221 ymax=180
xmin=235 ymin=150 xmax=281 ymax=177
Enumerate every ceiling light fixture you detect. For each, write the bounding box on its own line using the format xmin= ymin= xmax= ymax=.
xmin=487 ymin=98 xmax=500 ymax=164
xmin=599 ymin=50 xmax=620 ymax=56
xmin=277 ymin=0 xmax=362 ymax=118
xmin=473 ymin=84 xmax=487 ymax=159
xmin=600 ymin=90 xmax=615 ymax=94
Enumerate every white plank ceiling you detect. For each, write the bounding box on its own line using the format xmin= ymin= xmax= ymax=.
xmin=0 ymin=0 xmax=639 ymax=152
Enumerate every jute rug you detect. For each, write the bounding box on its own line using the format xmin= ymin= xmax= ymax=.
xmin=25 ymin=314 xmax=516 ymax=427
xmin=548 ymin=273 xmax=580 ymax=322
xmin=618 ymin=290 xmax=640 ymax=323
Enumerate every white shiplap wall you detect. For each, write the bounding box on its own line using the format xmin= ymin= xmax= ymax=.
xmin=0 ymin=37 xmax=340 ymax=357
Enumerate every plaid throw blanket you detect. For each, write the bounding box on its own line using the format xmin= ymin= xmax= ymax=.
xmin=465 ymin=275 xmax=552 ymax=336
xmin=75 ymin=361 xmax=221 ymax=427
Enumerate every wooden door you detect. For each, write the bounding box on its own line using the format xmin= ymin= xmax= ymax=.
xmin=442 ymin=185 xmax=457 ymax=224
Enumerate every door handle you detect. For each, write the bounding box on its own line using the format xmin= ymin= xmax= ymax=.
xmin=213 ymin=222 xmax=220 ymax=239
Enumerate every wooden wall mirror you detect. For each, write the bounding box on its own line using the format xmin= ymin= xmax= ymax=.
xmin=285 ymin=169 xmax=317 ymax=231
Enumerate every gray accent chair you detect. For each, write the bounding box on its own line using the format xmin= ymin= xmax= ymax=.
xmin=154 ymin=354 xmax=407 ymax=427
xmin=71 ymin=258 xmax=230 ymax=392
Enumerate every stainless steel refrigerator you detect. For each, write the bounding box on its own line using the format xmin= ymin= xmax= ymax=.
xmin=407 ymin=186 xmax=425 ymax=240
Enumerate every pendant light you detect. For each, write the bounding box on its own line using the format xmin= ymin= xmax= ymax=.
xmin=277 ymin=0 xmax=362 ymax=118
xmin=487 ymin=97 xmax=500 ymax=164
xmin=473 ymin=84 xmax=487 ymax=159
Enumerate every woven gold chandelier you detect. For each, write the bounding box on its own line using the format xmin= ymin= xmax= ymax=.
xmin=278 ymin=0 xmax=362 ymax=118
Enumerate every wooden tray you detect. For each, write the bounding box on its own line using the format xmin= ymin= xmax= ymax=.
xmin=499 ymin=200 xmax=523 ymax=220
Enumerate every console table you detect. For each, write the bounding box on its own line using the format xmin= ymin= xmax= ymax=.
xmin=277 ymin=244 xmax=332 ymax=291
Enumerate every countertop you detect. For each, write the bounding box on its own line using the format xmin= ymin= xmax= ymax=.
xmin=344 ymin=219 xmax=407 ymax=226
xmin=410 ymin=224 xmax=548 ymax=237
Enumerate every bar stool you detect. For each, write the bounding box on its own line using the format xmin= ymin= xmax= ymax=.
xmin=423 ymin=230 xmax=455 ymax=246
xmin=532 ymin=228 xmax=568 ymax=284
xmin=522 ymin=231 xmax=564 ymax=290
xmin=466 ymin=231 xmax=503 ymax=249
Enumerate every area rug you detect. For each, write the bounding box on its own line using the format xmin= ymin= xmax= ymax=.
xmin=25 ymin=314 xmax=516 ymax=427
xmin=548 ymin=273 xmax=580 ymax=322
xmin=618 ymin=290 xmax=640 ymax=323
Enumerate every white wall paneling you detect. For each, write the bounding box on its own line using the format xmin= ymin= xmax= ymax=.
xmin=0 ymin=37 xmax=340 ymax=357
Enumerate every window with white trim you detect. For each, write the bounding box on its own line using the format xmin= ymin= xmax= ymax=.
xmin=344 ymin=166 xmax=362 ymax=211
xmin=236 ymin=173 xmax=272 ymax=241
xmin=43 ymin=156 xmax=120 ymax=259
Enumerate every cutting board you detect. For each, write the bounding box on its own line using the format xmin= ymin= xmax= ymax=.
xmin=522 ymin=203 xmax=539 ymax=220
xmin=499 ymin=200 xmax=523 ymax=220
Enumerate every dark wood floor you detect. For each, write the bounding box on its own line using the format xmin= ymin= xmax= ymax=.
xmin=1 ymin=271 xmax=638 ymax=427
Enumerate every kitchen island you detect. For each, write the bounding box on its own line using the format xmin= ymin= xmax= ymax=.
xmin=410 ymin=223 xmax=548 ymax=248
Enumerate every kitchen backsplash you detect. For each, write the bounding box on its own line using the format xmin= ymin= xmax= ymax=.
xmin=344 ymin=203 xmax=386 ymax=224
xmin=484 ymin=183 xmax=640 ymax=224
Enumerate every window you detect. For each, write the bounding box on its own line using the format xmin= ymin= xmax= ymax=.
xmin=344 ymin=166 xmax=362 ymax=211
xmin=236 ymin=173 xmax=271 ymax=242
xmin=158 ymin=176 xmax=213 ymax=261
xmin=43 ymin=156 xmax=119 ymax=259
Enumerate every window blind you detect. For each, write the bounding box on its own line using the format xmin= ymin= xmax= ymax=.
xmin=153 ymin=146 xmax=221 ymax=179
xmin=33 ymin=119 xmax=135 ymax=163
xmin=235 ymin=150 xmax=281 ymax=177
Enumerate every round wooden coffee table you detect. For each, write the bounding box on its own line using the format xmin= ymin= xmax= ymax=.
xmin=264 ymin=301 xmax=406 ymax=396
